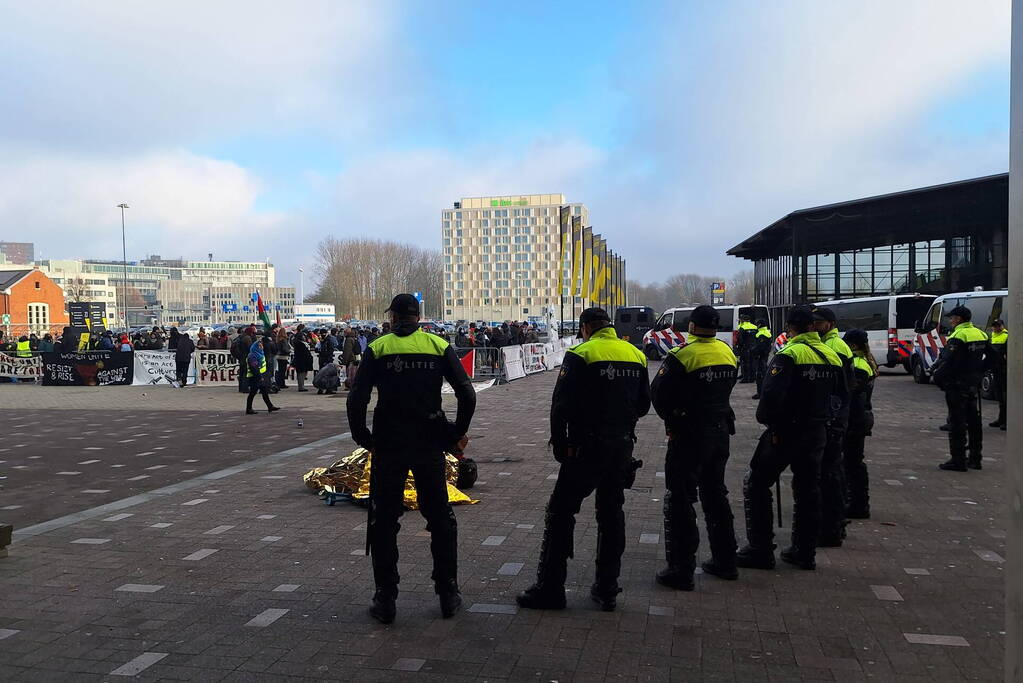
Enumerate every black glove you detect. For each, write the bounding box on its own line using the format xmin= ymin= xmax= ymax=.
xmin=552 ymin=442 xmax=576 ymax=463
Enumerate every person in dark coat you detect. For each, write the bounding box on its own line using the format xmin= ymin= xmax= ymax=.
xmin=175 ymin=331 xmax=195 ymax=386
xmin=292 ymin=332 xmax=314 ymax=392
xmin=168 ymin=327 xmax=180 ymax=351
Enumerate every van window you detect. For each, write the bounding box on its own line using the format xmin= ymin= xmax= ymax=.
xmin=922 ymin=302 xmax=941 ymax=333
xmin=673 ymin=314 xmax=690 ymax=332
xmin=963 ymin=296 xmax=997 ymax=330
xmin=654 ymin=312 xmax=672 ymax=330
xmin=637 ymin=312 xmax=650 ymax=323
xmin=829 ymin=300 xmax=887 ymax=331
xmin=713 ymin=308 xmax=734 ymax=332
xmin=619 ymin=313 xmax=632 ymax=323
xmin=896 ymin=297 xmax=934 ymax=329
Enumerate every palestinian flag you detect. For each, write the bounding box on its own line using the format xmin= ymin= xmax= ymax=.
xmin=255 ymin=291 xmax=272 ymax=330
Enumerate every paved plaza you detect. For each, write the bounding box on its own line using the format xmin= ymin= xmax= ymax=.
xmin=0 ymin=367 xmax=1007 ymax=681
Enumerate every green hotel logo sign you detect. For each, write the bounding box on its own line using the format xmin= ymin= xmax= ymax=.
xmin=490 ymin=198 xmax=530 ymax=207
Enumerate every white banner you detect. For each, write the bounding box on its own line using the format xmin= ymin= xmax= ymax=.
xmin=522 ymin=343 xmax=548 ymax=374
xmin=0 ymin=352 xmax=42 ymax=379
xmin=194 ymin=349 xmax=241 ymax=385
xmin=502 ymin=346 xmax=525 ymax=381
xmin=132 ymin=351 xmax=180 ymax=386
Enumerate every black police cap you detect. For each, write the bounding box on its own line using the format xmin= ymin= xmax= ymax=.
xmin=812 ymin=306 xmax=836 ymax=323
xmin=786 ymin=305 xmax=815 ymax=326
xmin=947 ymin=305 xmax=972 ymax=321
xmin=385 ymin=293 xmax=420 ymax=316
xmin=689 ymin=305 xmax=719 ymax=329
xmin=842 ymin=329 xmax=868 ymax=346
xmin=579 ymin=307 xmax=610 ymax=325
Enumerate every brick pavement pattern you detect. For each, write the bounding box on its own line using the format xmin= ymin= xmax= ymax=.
xmin=0 ymin=368 xmax=1006 ymax=680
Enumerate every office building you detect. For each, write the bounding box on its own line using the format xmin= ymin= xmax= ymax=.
xmin=442 ymin=194 xmax=597 ymax=322
xmin=727 ymin=174 xmax=1009 ymax=317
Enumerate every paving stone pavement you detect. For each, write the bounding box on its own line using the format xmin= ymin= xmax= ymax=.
xmin=0 ymin=366 xmax=1006 ymax=681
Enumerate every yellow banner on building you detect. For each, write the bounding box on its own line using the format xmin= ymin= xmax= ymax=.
xmin=571 ymin=216 xmax=582 ymax=296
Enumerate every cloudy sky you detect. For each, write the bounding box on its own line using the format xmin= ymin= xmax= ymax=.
xmin=0 ymin=0 xmax=1009 ymax=289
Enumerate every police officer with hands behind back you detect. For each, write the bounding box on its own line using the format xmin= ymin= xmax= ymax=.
xmin=347 ymin=293 xmax=476 ymax=624
xmin=517 ymin=307 xmax=650 ymax=612
xmin=650 ymin=305 xmax=739 ymax=590
xmin=737 ymin=305 xmax=844 ymax=572
xmin=931 ymin=305 xmax=987 ymax=471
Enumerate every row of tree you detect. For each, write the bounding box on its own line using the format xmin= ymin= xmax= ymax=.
xmin=626 ymin=270 xmax=754 ymax=314
xmin=309 ymin=237 xmax=443 ymax=320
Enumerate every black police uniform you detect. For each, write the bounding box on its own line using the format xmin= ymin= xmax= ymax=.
xmin=738 ymin=320 xmax=845 ymax=570
xmin=843 ymin=341 xmax=875 ymax=519
xmin=650 ymin=329 xmax=738 ymax=588
xmin=988 ymin=328 xmax=1008 ymax=429
xmin=752 ymin=324 xmax=772 ymax=398
xmin=817 ymin=325 xmax=854 ymax=546
xmin=737 ymin=320 xmax=758 ymax=383
xmin=347 ymin=315 xmax=476 ymax=621
xmin=518 ymin=322 xmax=650 ymax=610
xmin=932 ymin=316 xmax=987 ymax=470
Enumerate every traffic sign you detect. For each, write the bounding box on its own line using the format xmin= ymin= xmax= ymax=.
xmin=1 ymin=313 xmax=9 ymax=325
xmin=413 ymin=291 xmax=423 ymax=303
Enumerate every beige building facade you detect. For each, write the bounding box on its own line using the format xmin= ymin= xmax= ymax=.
xmin=442 ymin=194 xmax=589 ymax=322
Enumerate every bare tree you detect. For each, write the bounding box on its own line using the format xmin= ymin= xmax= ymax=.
xmin=310 ymin=237 xmax=443 ymax=319
xmin=62 ymin=276 xmax=88 ymax=302
xmin=727 ymin=269 xmax=755 ymax=304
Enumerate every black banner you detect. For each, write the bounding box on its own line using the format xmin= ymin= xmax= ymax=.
xmin=68 ymin=302 xmax=108 ymax=333
xmin=41 ymin=352 xmax=133 ymax=386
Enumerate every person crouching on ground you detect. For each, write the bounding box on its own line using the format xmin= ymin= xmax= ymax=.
xmin=245 ymin=339 xmax=280 ymax=415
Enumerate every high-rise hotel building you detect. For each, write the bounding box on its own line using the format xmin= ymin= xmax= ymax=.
xmin=442 ymin=194 xmax=589 ymax=322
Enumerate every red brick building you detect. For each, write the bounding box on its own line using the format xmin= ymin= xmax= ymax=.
xmin=0 ymin=269 xmax=69 ymax=337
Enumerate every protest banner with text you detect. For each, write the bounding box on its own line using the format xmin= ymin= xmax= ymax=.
xmin=0 ymin=352 xmax=42 ymax=380
xmin=41 ymin=352 xmax=133 ymax=386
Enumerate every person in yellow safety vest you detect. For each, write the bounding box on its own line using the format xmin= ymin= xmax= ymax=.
xmin=16 ymin=335 xmax=32 ymax=357
xmin=752 ymin=320 xmax=773 ymax=399
xmin=841 ymin=329 xmax=877 ymax=520
xmin=738 ymin=305 xmax=844 ymax=572
xmin=650 ymin=305 xmax=739 ymax=590
xmin=737 ymin=315 xmax=758 ymax=384
xmin=931 ymin=306 xmax=988 ymax=471
xmin=812 ymin=306 xmax=854 ymax=548
xmin=988 ymin=319 xmax=1008 ymax=431
xmin=245 ymin=338 xmax=280 ymax=415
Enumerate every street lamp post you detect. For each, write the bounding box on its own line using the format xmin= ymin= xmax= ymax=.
xmin=117 ymin=203 xmax=129 ymax=331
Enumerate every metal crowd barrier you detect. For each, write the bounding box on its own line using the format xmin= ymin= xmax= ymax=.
xmin=453 ymin=345 xmax=506 ymax=383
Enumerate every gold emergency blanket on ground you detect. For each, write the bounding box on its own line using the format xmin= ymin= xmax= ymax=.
xmin=303 ymin=448 xmax=478 ymax=509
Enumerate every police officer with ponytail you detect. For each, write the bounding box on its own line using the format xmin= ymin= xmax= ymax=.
xmin=650 ymin=305 xmax=738 ymax=590
xmin=517 ymin=307 xmax=650 ymax=612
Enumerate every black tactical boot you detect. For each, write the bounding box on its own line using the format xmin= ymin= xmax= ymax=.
xmin=700 ymin=559 xmax=738 ymax=580
xmin=655 ymin=567 xmax=695 ymax=591
xmin=817 ymin=534 xmax=843 ymax=548
xmin=780 ymin=546 xmax=815 ymax=570
xmin=516 ymin=584 xmax=566 ymax=610
xmin=369 ymin=588 xmax=396 ymax=624
xmin=590 ymin=583 xmax=622 ymax=611
xmin=516 ymin=512 xmax=570 ymax=610
xmin=989 ymin=420 xmax=1004 ymax=428
xmin=735 ymin=545 xmax=775 ymax=570
xmin=436 ymin=579 xmax=462 ymax=618
xmin=939 ymin=423 xmax=951 ymax=432
xmin=938 ymin=459 xmax=968 ymax=472
xmin=967 ymin=457 xmax=982 ymax=471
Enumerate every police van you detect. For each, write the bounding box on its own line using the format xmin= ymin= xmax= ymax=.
xmin=614 ymin=306 xmax=655 ymax=349
xmin=911 ymin=289 xmax=1008 ymax=385
xmin=642 ymin=305 xmax=769 ymax=359
xmin=810 ymin=294 xmax=935 ymax=372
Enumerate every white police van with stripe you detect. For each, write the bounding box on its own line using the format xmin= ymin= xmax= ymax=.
xmin=911 ymin=289 xmax=1008 ymax=385
xmin=642 ymin=305 xmax=769 ymax=360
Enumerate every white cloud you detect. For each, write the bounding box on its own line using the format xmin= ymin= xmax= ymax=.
xmin=0 ymin=148 xmax=284 ymax=262
xmin=594 ymin=0 xmax=1010 ymax=278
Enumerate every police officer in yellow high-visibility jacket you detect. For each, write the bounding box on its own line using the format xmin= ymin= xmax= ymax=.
xmin=738 ymin=305 xmax=845 ymax=571
xmin=752 ymin=320 xmax=772 ymax=399
xmin=737 ymin=315 xmax=758 ymax=384
xmin=16 ymin=336 xmax=32 ymax=358
xmin=517 ymin=308 xmax=650 ymax=612
xmin=932 ymin=306 xmax=988 ymax=470
xmin=348 ymin=294 xmax=476 ymax=624
xmin=988 ymin=319 xmax=1007 ymax=431
xmin=812 ymin=306 xmax=854 ymax=547
xmin=650 ymin=305 xmax=738 ymax=590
